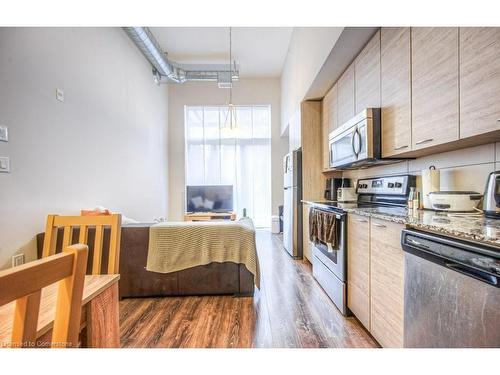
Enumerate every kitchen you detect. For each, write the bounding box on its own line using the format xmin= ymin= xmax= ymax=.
xmin=283 ymin=27 xmax=500 ymax=348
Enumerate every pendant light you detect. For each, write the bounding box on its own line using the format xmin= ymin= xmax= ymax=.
xmin=222 ymin=27 xmax=237 ymax=130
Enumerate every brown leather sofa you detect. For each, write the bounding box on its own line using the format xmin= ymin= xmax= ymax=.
xmin=36 ymin=224 xmax=255 ymax=298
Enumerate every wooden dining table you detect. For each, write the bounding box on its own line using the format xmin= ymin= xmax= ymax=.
xmin=0 ymin=274 xmax=120 ymax=348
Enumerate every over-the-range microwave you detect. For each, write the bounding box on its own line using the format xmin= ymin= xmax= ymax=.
xmin=328 ymin=108 xmax=407 ymax=170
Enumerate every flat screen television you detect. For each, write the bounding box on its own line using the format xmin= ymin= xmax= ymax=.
xmin=186 ymin=185 xmax=234 ymax=213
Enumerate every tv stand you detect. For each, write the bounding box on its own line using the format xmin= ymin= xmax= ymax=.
xmin=184 ymin=212 xmax=236 ymax=222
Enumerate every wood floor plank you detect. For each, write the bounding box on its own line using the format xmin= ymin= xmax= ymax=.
xmin=119 ymin=230 xmax=378 ymax=348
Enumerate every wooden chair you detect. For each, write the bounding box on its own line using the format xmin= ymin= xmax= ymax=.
xmin=42 ymin=214 xmax=121 ymax=274
xmin=0 ymin=244 xmax=88 ymax=348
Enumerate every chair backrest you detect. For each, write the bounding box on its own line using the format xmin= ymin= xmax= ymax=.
xmin=42 ymin=214 xmax=121 ymax=274
xmin=0 ymin=244 xmax=88 ymax=348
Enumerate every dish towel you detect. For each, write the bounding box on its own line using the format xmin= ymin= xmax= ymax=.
xmin=309 ymin=208 xmax=338 ymax=248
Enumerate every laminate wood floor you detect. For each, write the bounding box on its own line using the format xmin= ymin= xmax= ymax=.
xmin=119 ymin=230 xmax=378 ymax=348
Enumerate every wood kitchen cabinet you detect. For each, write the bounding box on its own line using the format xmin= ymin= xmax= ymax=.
xmin=302 ymin=204 xmax=312 ymax=262
xmin=381 ymin=27 xmax=412 ymax=157
xmin=411 ymin=27 xmax=459 ymax=151
xmin=337 ymin=64 xmax=355 ymax=127
xmin=370 ymin=218 xmax=405 ymax=348
xmin=460 ymin=28 xmax=500 ymax=139
xmin=355 ymin=30 xmax=381 ymax=113
xmin=347 ymin=214 xmax=371 ymax=330
xmin=321 ymin=84 xmax=338 ymax=170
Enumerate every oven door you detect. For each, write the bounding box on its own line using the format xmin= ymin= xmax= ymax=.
xmin=311 ymin=213 xmax=346 ymax=281
xmin=329 ymin=126 xmax=358 ymax=169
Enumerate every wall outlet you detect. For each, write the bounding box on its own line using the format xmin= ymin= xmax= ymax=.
xmin=0 ymin=157 xmax=10 ymax=173
xmin=12 ymin=253 xmax=25 ymax=267
xmin=56 ymin=88 xmax=64 ymax=102
xmin=0 ymin=125 xmax=7 ymax=142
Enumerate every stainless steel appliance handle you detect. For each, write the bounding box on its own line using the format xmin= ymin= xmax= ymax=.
xmin=355 ymin=128 xmax=362 ymax=155
xmin=415 ymin=138 xmax=434 ymax=145
xmin=445 ymin=262 xmax=499 ymax=286
xmin=351 ymin=129 xmax=359 ymax=156
xmin=407 ymin=238 xmax=429 ymax=249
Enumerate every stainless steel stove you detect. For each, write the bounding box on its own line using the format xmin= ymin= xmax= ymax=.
xmin=309 ymin=175 xmax=416 ymax=315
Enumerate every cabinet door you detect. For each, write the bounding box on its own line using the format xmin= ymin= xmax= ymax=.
xmin=302 ymin=204 xmax=312 ymax=262
xmin=347 ymin=214 xmax=371 ymax=330
xmin=328 ymin=83 xmax=338 ymax=133
xmin=355 ymin=30 xmax=381 ymax=113
xmin=460 ymin=28 xmax=500 ymax=138
xmin=322 ymin=91 xmax=331 ymax=170
xmin=381 ymin=27 xmax=412 ymax=157
xmin=370 ymin=219 xmax=404 ymax=348
xmin=411 ymin=27 xmax=459 ymax=150
xmin=337 ymin=63 xmax=355 ymax=126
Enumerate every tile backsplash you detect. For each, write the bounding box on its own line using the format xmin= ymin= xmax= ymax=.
xmin=342 ymin=142 xmax=498 ymax=194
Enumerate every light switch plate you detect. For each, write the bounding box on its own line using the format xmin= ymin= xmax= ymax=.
xmin=12 ymin=254 xmax=25 ymax=267
xmin=0 ymin=125 xmax=7 ymax=142
xmin=0 ymin=157 xmax=10 ymax=173
xmin=56 ymin=88 xmax=64 ymax=102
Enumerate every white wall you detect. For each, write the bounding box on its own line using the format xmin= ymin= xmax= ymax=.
xmin=0 ymin=28 xmax=169 ymax=269
xmin=280 ymin=28 xmax=343 ymax=133
xmin=168 ymin=78 xmax=287 ymax=221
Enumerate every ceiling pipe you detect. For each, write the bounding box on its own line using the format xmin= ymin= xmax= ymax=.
xmin=123 ymin=27 xmax=239 ymax=86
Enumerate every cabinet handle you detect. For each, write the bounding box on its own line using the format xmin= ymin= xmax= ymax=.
xmin=356 ymin=219 xmax=368 ymax=223
xmin=393 ymin=145 xmax=409 ymax=151
xmin=372 ymin=223 xmax=386 ymax=228
xmin=415 ymin=138 xmax=434 ymax=145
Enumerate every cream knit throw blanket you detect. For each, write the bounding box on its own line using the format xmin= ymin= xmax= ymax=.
xmin=146 ymin=218 xmax=260 ymax=289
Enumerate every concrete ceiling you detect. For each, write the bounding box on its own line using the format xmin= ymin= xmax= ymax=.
xmin=150 ymin=27 xmax=293 ymax=78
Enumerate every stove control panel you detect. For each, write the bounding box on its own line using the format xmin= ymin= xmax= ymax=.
xmin=357 ymin=175 xmax=415 ymax=196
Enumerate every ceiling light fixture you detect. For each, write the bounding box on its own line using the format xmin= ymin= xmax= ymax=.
xmin=222 ymin=27 xmax=238 ymax=131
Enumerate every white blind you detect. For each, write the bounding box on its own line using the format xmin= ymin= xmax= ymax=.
xmin=185 ymin=105 xmax=272 ymax=227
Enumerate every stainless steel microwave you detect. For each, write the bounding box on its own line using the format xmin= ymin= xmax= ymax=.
xmin=328 ymin=108 xmax=382 ymax=169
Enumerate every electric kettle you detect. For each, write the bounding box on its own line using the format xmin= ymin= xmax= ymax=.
xmin=483 ymin=171 xmax=500 ymax=218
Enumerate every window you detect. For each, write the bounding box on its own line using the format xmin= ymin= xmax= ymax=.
xmin=185 ymin=105 xmax=272 ymax=227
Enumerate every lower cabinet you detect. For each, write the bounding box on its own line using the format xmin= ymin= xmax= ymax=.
xmin=346 ymin=215 xmax=405 ymax=348
xmin=302 ymin=204 xmax=313 ymax=262
xmin=370 ymin=218 xmax=405 ymax=348
xmin=347 ymin=214 xmax=371 ymax=330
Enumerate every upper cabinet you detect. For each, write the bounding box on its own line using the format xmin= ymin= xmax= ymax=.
xmin=411 ymin=27 xmax=459 ymax=150
xmin=337 ymin=64 xmax=355 ymax=126
xmin=355 ymin=30 xmax=381 ymax=112
xmin=460 ymin=28 xmax=500 ymax=139
xmin=322 ymin=84 xmax=338 ymax=170
xmin=381 ymin=28 xmax=412 ymax=157
xmin=322 ymin=27 xmax=500 ymax=165
xmin=328 ymin=83 xmax=338 ymax=133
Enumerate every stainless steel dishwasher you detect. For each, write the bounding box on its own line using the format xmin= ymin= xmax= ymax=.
xmin=401 ymin=229 xmax=500 ymax=348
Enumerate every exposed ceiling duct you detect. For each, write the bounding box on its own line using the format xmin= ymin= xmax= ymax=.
xmin=123 ymin=27 xmax=239 ymax=86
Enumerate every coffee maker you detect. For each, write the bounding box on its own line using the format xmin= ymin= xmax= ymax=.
xmin=325 ymin=178 xmax=351 ymax=201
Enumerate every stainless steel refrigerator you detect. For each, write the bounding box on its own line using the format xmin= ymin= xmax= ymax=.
xmin=283 ymin=148 xmax=303 ymax=258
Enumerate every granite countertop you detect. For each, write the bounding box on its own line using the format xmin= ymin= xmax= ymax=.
xmin=304 ymin=200 xmax=500 ymax=247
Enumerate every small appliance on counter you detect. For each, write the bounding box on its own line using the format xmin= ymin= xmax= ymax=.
xmin=337 ymin=187 xmax=357 ymax=202
xmin=324 ymin=178 xmax=350 ymax=201
xmin=422 ymin=165 xmax=440 ymax=209
xmin=428 ymin=191 xmax=482 ymax=212
xmin=483 ymin=171 xmax=500 ymax=218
